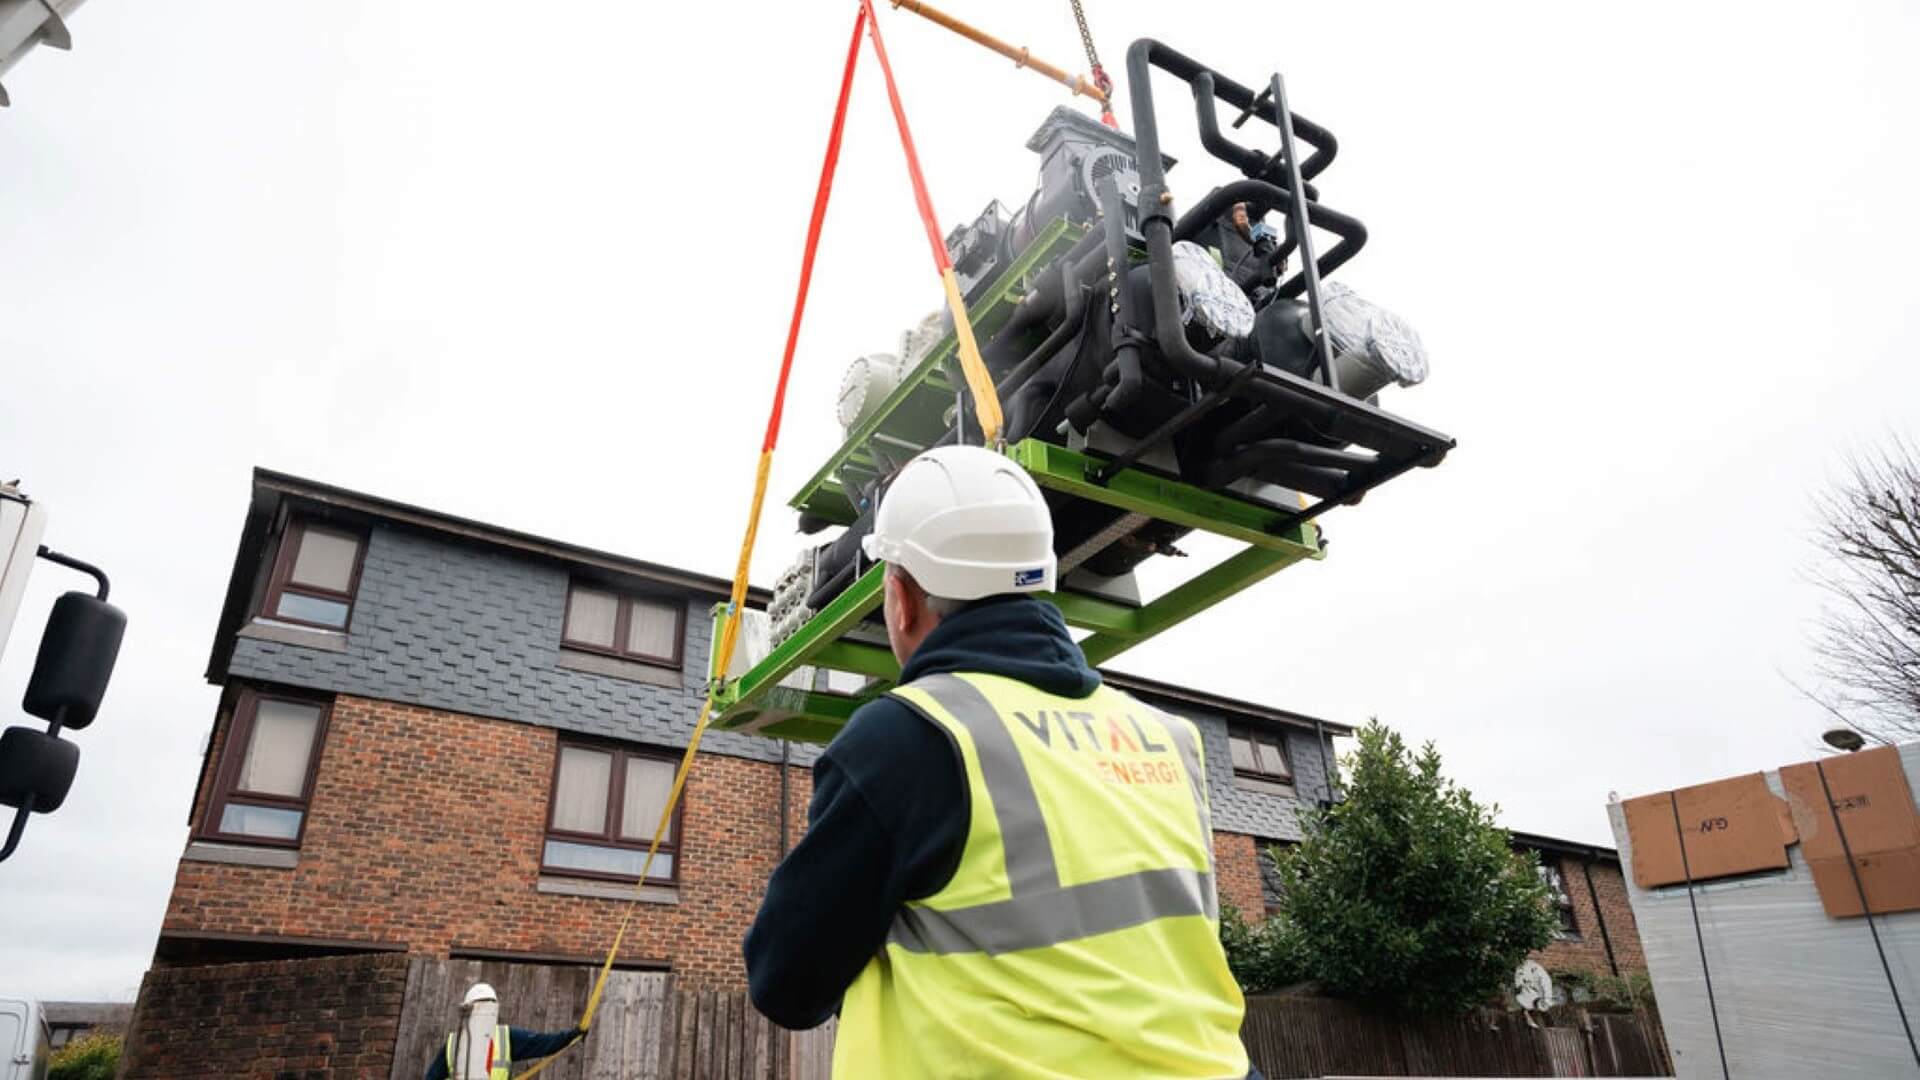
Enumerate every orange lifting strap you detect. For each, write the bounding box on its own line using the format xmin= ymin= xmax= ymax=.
xmin=515 ymin=5 xmax=1008 ymax=1074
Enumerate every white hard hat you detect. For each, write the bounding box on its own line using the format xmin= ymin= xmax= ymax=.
xmin=861 ymin=445 xmax=1056 ymax=601
xmin=463 ymin=983 xmax=498 ymax=1006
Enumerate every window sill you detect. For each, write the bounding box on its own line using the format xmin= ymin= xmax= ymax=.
xmin=556 ymin=647 xmax=681 ymax=689
xmin=238 ymin=620 xmax=349 ymax=653
xmin=537 ymin=875 xmax=678 ymax=904
xmin=1232 ymin=775 xmax=1298 ymax=799
xmin=183 ymin=840 xmax=300 ymax=869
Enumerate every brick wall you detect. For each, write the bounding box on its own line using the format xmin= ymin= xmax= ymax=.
xmin=165 ymin=695 xmax=812 ymax=990
xmin=1213 ymin=831 xmax=1266 ymax=919
xmin=119 ymin=953 xmax=408 ymax=1079
xmin=1531 ymin=854 xmax=1647 ymax=977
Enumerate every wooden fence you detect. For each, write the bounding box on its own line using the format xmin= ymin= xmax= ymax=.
xmin=1242 ymin=995 xmax=1673 ymax=1078
xmin=389 ymin=959 xmax=833 ymax=1080
xmin=389 ymin=959 xmax=1664 ymax=1079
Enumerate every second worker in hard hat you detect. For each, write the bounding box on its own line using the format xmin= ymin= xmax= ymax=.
xmin=423 ymin=982 xmax=588 ymax=1080
xmin=744 ymin=445 xmax=1257 ymax=1079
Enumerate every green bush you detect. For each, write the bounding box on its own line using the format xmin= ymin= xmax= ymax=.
xmin=49 ymin=1030 xmax=121 ymax=1080
xmin=1272 ymin=720 xmax=1559 ymax=1015
xmin=1217 ymin=901 xmax=1307 ymax=994
xmin=1552 ymin=968 xmax=1657 ymax=1012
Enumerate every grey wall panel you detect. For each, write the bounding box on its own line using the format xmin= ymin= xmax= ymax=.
xmin=229 ymin=524 xmax=818 ymax=767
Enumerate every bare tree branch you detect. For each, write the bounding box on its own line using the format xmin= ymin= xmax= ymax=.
xmin=1804 ymin=434 xmax=1920 ymax=743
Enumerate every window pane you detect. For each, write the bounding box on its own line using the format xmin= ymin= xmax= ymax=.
xmin=275 ymin=592 xmax=350 ymax=628
xmin=1229 ymin=733 xmax=1256 ymax=772
xmin=288 ymin=526 xmax=360 ymax=592
xmin=220 ymin=802 xmax=303 ymax=840
xmin=552 ymin=746 xmax=612 ymax=833
xmin=236 ymin=699 xmax=322 ymax=796
xmin=566 ymin=588 xmax=619 ymax=649
xmin=1254 ymin=738 xmax=1291 ymax=780
xmin=544 ymin=840 xmax=673 ymax=882
xmin=621 ymin=757 xmax=676 ymax=842
xmin=625 ymin=597 xmax=680 ymax=660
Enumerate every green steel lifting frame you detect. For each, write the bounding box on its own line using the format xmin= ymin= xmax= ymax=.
xmin=705 ymin=214 xmax=1324 ymax=742
xmin=708 ymin=438 xmax=1323 ymax=742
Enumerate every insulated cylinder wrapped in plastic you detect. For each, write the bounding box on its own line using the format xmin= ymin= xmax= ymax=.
xmin=1321 ymin=281 xmax=1430 ymax=398
xmin=1172 ymin=240 xmax=1256 ymax=340
xmin=837 ymin=353 xmax=905 ymax=433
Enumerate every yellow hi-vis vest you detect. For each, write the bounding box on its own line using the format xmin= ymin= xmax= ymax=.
xmin=834 ymin=672 xmax=1249 ymax=1079
xmin=445 ymin=1025 xmax=511 ymax=1080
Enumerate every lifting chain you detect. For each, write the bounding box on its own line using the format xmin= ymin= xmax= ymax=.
xmin=1067 ymin=0 xmax=1118 ymax=127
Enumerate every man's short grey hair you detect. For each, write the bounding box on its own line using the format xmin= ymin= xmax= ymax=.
xmin=888 ymin=565 xmax=967 ymax=618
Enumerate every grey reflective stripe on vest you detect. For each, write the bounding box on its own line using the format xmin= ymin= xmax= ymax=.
xmin=1159 ymin=712 xmax=1216 ymax=868
xmin=888 ymin=674 xmax=1217 ymax=956
xmin=908 ymin=673 xmax=1059 ymax=895
xmin=890 ymin=865 xmax=1217 ymax=955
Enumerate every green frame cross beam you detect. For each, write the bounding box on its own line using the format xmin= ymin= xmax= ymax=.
xmin=709 ymin=438 xmax=1322 ymax=742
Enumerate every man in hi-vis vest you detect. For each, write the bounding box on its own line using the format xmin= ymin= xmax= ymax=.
xmin=746 ymin=445 xmax=1257 ymax=1079
xmin=422 ymin=982 xmax=587 ymax=1080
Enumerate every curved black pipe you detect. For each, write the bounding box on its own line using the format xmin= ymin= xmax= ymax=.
xmin=1202 ymin=438 xmax=1376 ymax=491
xmin=1093 ymin=174 xmax=1149 ymax=429
xmin=1171 ymin=178 xmax=1367 ymax=294
xmin=1191 ymin=72 xmax=1263 ymax=174
xmin=994 ymin=262 xmax=1088 ymax=399
xmin=1141 ymin=212 xmax=1433 ymax=455
xmin=1126 ymin=39 xmax=1338 ymax=181
xmin=1215 ymin=404 xmax=1280 ymax=450
xmin=1192 ymin=73 xmax=1320 ymax=202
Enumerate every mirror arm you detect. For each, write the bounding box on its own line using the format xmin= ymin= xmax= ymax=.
xmin=36 ymin=546 xmax=109 ymax=601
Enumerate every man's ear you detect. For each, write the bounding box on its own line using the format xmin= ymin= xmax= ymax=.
xmin=885 ymin=569 xmax=922 ymax=631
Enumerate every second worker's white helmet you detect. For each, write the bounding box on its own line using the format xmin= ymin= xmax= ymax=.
xmin=463 ymin=983 xmax=498 ymax=1007
xmin=861 ymin=445 xmax=1056 ymax=601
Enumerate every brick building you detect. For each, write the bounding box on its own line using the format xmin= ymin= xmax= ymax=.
xmin=124 ymin=468 xmax=1349 ymax=1072
xmin=1513 ymin=830 xmax=1648 ymax=988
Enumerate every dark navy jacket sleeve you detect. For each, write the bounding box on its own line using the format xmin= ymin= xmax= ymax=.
xmin=423 ymin=1051 xmax=446 ymax=1080
xmin=510 ymin=1026 xmax=585 ymax=1059
xmin=743 ymin=696 xmax=968 ymax=1030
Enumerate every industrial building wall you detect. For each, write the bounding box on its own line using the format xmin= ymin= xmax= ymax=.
xmin=163 ymin=694 xmax=811 ymax=990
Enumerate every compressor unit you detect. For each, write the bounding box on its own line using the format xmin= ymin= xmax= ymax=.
xmin=715 ymin=40 xmax=1454 ymax=740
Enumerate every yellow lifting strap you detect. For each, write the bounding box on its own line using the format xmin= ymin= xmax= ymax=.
xmin=516 ymin=2 xmax=1005 ymax=1073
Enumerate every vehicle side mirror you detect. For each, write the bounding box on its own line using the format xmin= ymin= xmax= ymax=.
xmin=23 ymin=592 xmax=126 ymax=730
xmin=0 ymin=726 xmax=81 ymax=861
xmin=0 ymin=726 xmax=80 ymax=813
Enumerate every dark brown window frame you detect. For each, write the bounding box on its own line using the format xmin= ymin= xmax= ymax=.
xmin=1539 ymin=862 xmax=1581 ymax=938
xmin=260 ymin=518 xmax=369 ymax=632
xmin=541 ymin=738 xmax=685 ymax=886
xmin=196 ymin=688 xmax=333 ymax=849
xmin=1228 ymin=725 xmax=1296 ymax=788
xmin=559 ymin=581 xmax=686 ymax=669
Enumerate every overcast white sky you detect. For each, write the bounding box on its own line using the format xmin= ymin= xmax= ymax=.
xmin=3 ymin=0 xmax=1917 ymax=1000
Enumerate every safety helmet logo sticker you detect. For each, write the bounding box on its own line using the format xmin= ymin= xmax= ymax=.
xmin=1014 ymin=568 xmax=1045 ymax=587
